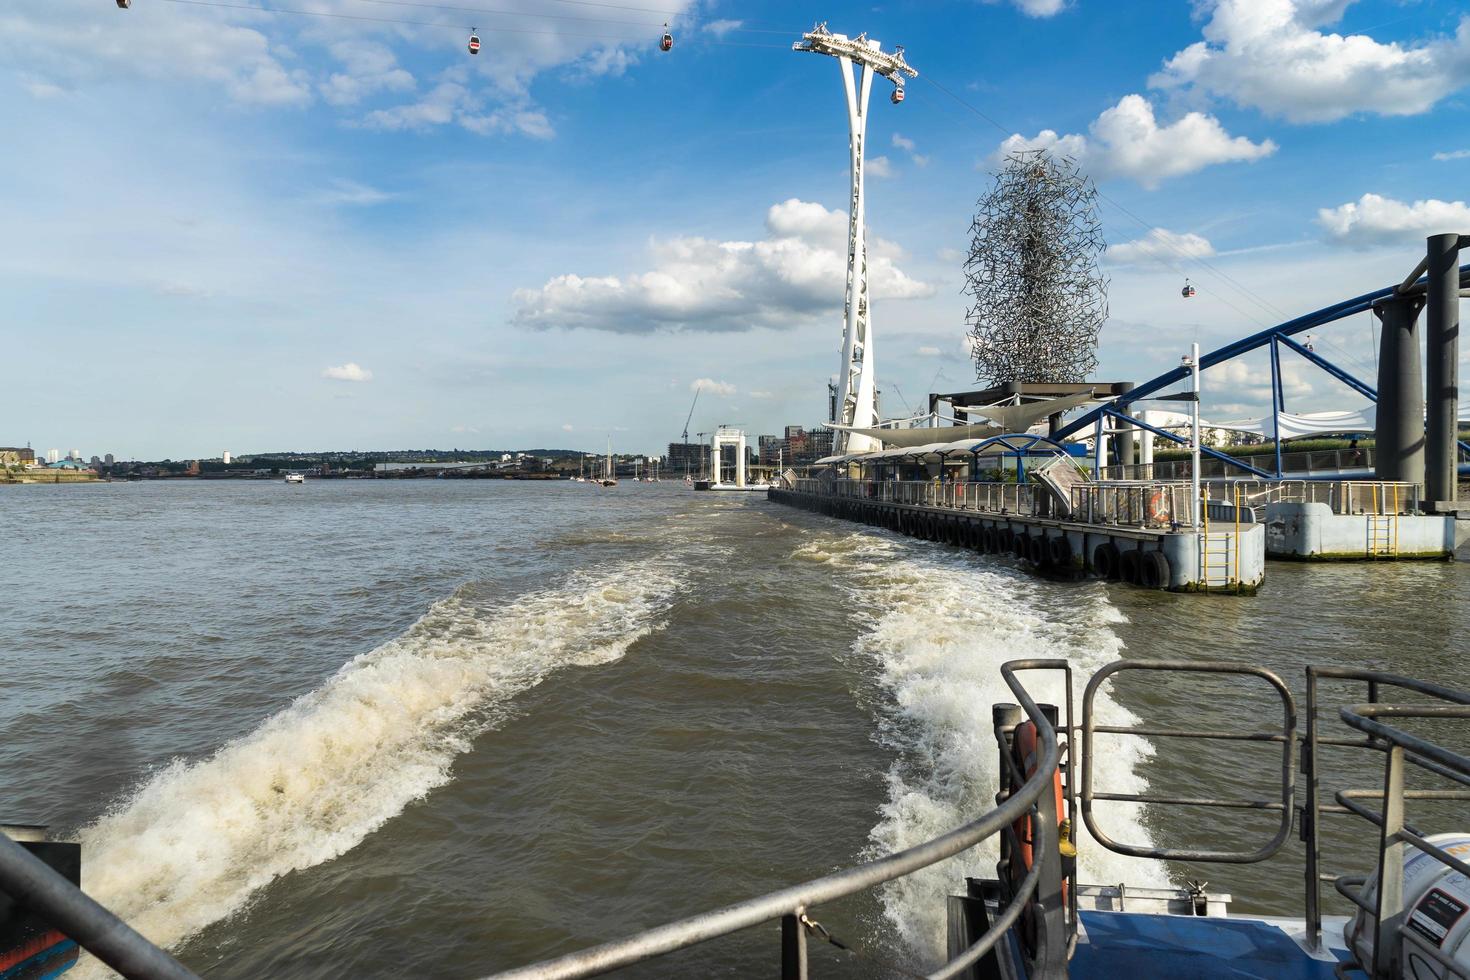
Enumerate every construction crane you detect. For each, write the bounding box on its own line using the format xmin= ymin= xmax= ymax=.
xmin=681 ymin=387 xmax=700 ymax=444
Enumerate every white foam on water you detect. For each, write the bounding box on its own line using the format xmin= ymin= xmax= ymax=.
xmin=800 ymin=529 xmax=1169 ymax=961
xmin=76 ymin=562 xmax=683 ymax=960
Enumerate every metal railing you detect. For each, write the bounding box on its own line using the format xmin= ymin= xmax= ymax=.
xmin=1068 ymin=482 xmax=1194 ymax=529
xmin=1298 ymin=669 xmax=1470 ymax=978
xmin=1201 ymin=480 xmax=1419 ymax=515
xmin=1079 ymin=662 xmax=1298 ymax=863
xmin=1104 ymin=447 xmax=1380 ymax=481
xmin=486 ymin=661 xmax=1070 ymax=979
xmin=788 ymin=478 xmax=1211 ymax=529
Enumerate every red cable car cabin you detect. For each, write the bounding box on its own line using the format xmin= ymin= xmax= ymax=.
xmin=891 ymin=86 xmax=905 ymax=104
xmin=1181 ymin=283 xmax=1196 ymax=298
xmin=468 ymin=33 xmax=480 ymax=55
xmin=660 ymin=31 xmax=673 ymax=52
xmin=117 ymin=0 xmax=131 ymax=7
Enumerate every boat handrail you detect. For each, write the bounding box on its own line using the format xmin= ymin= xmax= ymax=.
xmin=1077 ymin=661 xmax=1299 ymax=864
xmin=0 ymin=832 xmax=198 ymax=979
xmin=484 ymin=659 xmax=1072 ymax=979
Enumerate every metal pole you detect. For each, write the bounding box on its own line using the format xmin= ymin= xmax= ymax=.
xmin=1115 ymin=382 xmax=1135 ymax=478
xmin=1270 ymin=337 xmax=1284 ymax=478
xmin=1372 ymin=297 xmax=1425 ymax=490
xmin=1424 ymin=233 xmax=1462 ymax=507
xmin=1191 ymin=343 xmax=1202 ymax=527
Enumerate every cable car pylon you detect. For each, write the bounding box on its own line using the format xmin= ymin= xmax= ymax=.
xmin=792 ymin=23 xmax=916 ymax=455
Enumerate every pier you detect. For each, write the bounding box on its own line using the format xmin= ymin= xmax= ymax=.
xmin=770 ymin=477 xmax=1265 ymax=594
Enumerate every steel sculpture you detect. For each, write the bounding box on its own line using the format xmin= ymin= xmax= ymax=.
xmin=964 ymin=150 xmax=1108 ymax=386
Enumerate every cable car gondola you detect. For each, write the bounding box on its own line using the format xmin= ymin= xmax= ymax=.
xmin=116 ymin=0 xmax=131 ymax=7
xmin=891 ymin=83 xmax=905 ymax=104
xmin=1181 ymin=278 xmax=1196 ymax=298
xmin=660 ymin=24 xmax=673 ymax=52
xmin=467 ymin=29 xmax=480 ymax=55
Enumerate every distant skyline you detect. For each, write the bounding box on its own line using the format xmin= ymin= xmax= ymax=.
xmin=4 ymin=0 xmax=1469 ymax=458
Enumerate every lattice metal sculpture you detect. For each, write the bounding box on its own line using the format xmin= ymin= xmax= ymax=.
xmin=964 ymin=150 xmax=1108 ymax=385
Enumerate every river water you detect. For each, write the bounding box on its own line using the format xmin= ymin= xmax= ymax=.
xmin=2 ymin=481 xmax=1466 ymax=977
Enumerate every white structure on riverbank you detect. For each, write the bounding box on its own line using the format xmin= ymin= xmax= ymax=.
xmin=793 ymin=25 xmax=916 ymax=456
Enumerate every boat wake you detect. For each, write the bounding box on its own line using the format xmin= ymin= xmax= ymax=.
xmin=76 ymin=561 xmax=684 ymax=959
xmin=797 ymin=529 xmax=1168 ymax=961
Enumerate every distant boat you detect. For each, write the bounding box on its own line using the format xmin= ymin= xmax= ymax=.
xmin=285 ymin=473 xmax=305 ymax=484
xmin=599 ymin=438 xmax=618 ymax=487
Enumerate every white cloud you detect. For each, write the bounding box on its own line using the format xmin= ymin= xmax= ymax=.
xmin=749 ymin=390 xmax=775 ymax=399
xmin=705 ymin=19 xmax=743 ymax=38
xmin=1317 ymin=193 xmax=1470 ymax=247
xmin=1151 ymin=0 xmax=1470 ymax=124
xmin=361 ymin=80 xmax=552 ymax=139
xmin=937 ymin=246 xmax=966 ymax=263
xmin=1108 ymin=228 xmax=1216 ymax=265
xmin=0 ymin=2 xmax=696 ymax=136
xmin=0 ymin=12 xmax=313 ymax=108
xmin=561 ymin=423 xmax=574 ymax=432
xmin=316 ymin=179 xmax=392 ymax=207
xmin=511 ymin=198 xmax=934 ymax=333
xmin=451 ymin=424 xmax=479 ymax=434
xmin=892 ymin=133 xmax=930 ymax=167
xmin=320 ymin=41 xmax=414 ymax=107
xmin=691 ymin=378 xmax=736 ymax=397
xmin=917 ymin=346 xmax=941 ymax=356
xmin=994 ymin=94 xmax=1275 ymax=189
xmin=980 ymin=0 xmax=1068 ymax=17
xmin=322 ymin=362 xmax=373 ymax=382
xmin=1435 ymin=149 xmax=1470 ymax=162
xmin=866 ymin=155 xmax=896 ymax=178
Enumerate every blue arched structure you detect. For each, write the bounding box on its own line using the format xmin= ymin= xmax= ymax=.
xmin=1053 ymin=263 xmax=1470 ymax=479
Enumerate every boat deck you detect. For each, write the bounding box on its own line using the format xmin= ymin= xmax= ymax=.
xmin=1071 ymin=911 xmax=1353 ymax=979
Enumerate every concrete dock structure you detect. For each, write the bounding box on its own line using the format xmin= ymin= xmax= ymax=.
xmin=771 ymin=479 xmax=1265 ymax=594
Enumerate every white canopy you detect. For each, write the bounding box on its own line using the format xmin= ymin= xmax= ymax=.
xmin=826 ymin=421 xmax=1003 ymax=447
xmin=955 ymin=390 xmax=1097 ymax=431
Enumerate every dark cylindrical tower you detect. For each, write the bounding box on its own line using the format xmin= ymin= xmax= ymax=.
xmin=1424 ymin=233 xmax=1462 ymax=506
xmin=1373 ymin=297 xmax=1425 ymax=488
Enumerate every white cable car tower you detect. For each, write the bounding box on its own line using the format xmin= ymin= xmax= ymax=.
xmin=793 ymin=24 xmax=916 ymax=454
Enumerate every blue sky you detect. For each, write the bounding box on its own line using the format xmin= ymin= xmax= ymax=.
xmin=3 ymin=0 xmax=1469 ymax=459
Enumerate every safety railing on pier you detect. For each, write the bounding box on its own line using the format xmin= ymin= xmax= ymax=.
xmin=1068 ymin=482 xmax=1194 ymax=529
xmin=1104 ymin=446 xmax=1380 ymax=481
xmin=790 ymin=478 xmax=1219 ymax=530
xmin=1202 ymin=479 xmax=1418 ymax=516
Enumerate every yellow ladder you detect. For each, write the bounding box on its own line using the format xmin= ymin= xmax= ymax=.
xmin=1200 ymin=490 xmax=1239 ymax=593
xmin=1366 ymin=484 xmax=1399 ymax=558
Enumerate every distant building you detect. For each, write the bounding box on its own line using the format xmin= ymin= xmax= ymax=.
xmin=90 ymin=456 xmax=100 ymax=465
xmin=104 ymin=453 xmax=115 ymax=466
xmin=757 ymin=435 xmax=781 ymax=466
xmin=68 ymin=449 xmax=80 ymax=461
xmin=667 ymin=441 xmax=709 ymax=477
xmin=222 ymin=451 xmax=232 ymax=464
xmin=46 ymin=449 xmax=60 ymax=464
xmin=779 ymin=426 xmax=835 ymax=466
xmin=0 ymin=447 xmax=36 ymax=468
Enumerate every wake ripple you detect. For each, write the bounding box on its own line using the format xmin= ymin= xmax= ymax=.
xmin=77 ymin=562 xmax=683 ymax=958
xmin=800 ymin=529 xmax=1168 ymax=960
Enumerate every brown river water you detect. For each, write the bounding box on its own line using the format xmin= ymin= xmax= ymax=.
xmin=2 ymin=480 xmax=1466 ymax=977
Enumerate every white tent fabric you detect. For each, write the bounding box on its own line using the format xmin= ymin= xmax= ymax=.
xmin=1209 ymin=409 xmax=1375 ymax=441
xmin=955 ymin=391 xmax=1097 ymax=431
xmin=826 ymin=421 xmax=1003 ymax=447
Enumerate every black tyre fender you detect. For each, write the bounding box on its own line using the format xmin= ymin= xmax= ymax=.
xmin=1093 ymin=542 xmax=1121 ymax=579
xmin=1140 ymin=550 xmax=1171 ymax=590
xmin=1120 ymin=548 xmax=1143 ymax=586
